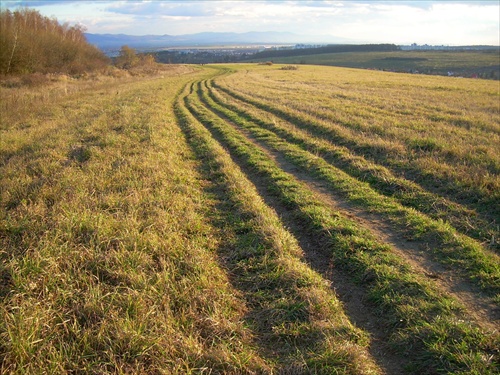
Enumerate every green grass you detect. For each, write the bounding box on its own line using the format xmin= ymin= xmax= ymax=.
xmin=198 ymin=78 xmax=500 ymax=296
xmin=182 ymin=74 xmax=499 ymax=373
xmin=175 ymin=84 xmax=380 ymax=373
xmin=213 ymin=64 xmax=500 ymax=238
xmin=248 ymin=50 xmax=500 ymax=78
xmin=1 ymin=63 xmax=499 ymax=374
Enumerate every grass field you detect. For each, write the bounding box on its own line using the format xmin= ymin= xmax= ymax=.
xmin=1 ymin=63 xmax=499 ymax=374
xmin=249 ymin=50 xmax=500 ymax=79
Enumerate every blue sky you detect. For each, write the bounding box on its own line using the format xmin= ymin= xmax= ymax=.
xmin=3 ymin=1 xmax=499 ymax=45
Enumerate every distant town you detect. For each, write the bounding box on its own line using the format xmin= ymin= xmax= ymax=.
xmin=400 ymin=43 xmax=499 ymax=51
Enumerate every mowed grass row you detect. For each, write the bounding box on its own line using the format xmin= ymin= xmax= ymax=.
xmin=235 ymin=66 xmax=499 ymax=136
xmin=175 ymin=82 xmax=381 ymax=374
xmin=183 ymin=74 xmax=499 ymax=374
xmin=198 ymin=76 xmax=500 ymax=299
xmin=204 ymin=76 xmax=494 ymax=248
xmin=2 ymin=69 xmax=277 ymax=373
xmin=2 ymin=63 xmax=499 ymax=374
xmin=214 ymin=65 xmax=500 ymax=229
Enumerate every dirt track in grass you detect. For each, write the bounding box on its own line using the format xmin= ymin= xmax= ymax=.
xmin=178 ymin=66 xmax=499 ymax=373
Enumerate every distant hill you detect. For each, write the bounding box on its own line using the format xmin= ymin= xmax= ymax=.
xmin=84 ymin=31 xmax=345 ymax=50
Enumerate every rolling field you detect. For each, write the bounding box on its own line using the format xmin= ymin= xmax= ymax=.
xmin=1 ymin=63 xmax=499 ymax=374
xmin=249 ymin=50 xmax=500 ymax=79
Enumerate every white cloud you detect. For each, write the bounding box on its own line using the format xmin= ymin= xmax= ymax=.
xmin=2 ymin=0 xmax=498 ymax=44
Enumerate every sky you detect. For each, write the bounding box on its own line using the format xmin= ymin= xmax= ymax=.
xmin=2 ymin=0 xmax=499 ymax=45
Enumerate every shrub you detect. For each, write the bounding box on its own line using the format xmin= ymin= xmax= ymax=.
xmin=20 ymin=72 xmax=50 ymax=86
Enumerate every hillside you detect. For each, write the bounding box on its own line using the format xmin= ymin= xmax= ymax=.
xmin=1 ymin=64 xmax=499 ymax=374
xmin=249 ymin=50 xmax=500 ymax=79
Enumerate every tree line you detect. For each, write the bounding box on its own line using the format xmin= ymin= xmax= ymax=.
xmin=251 ymin=44 xmax=400 ymax=60
xmin=0 ymin=8 xmax=109 ymax=75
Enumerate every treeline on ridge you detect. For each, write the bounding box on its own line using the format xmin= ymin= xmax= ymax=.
xmin=251 ymin=43 xmax=400 ymax=59
xmin=0 ymin=8 xmax=109 ymax=75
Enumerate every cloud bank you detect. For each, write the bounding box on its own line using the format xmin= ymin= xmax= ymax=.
xmin=3 ymin=1 xmax=499 ymax=45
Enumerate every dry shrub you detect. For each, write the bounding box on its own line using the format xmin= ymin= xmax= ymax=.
xmin=20 ymin=73 xmax=50 ymax=87
xmin=0 ymin=76 xmax=23 ymax=88
xmin=108 ymin=68 xmax=130 ymax=79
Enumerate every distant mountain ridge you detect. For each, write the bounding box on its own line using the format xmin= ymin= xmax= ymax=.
xmin=84 ymin=31 xmax=344 ymax=49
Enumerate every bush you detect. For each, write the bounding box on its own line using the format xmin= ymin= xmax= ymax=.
xmin=114 ymin=46 xmax=139 ymax=69
xmin=114 ymin=47 xmax=160 ymax=75
xmin=20 ymin=72 xmax=50 ymax=86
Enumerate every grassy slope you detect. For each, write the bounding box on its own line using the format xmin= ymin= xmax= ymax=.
xmin=248 ymin=50 xmax=500 ymax=77
xmin=183 ymin=69 xmax=499 ymax=373
xmin=1 ymin=68 xmax=382 ymax=374
xmin=1 ymin=63 xmax=499 ymax=374
xmin=215 ymin=64 xmax=500 ymax=236
xmin=0 ymin=68 xmax=273 ymax=373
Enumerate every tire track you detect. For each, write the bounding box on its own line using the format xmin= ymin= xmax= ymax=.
xmin=212 ymin=80 xmax=500 ymax=227
xmin=204 ymin=79 xmax=496 ymax=247
xmin=196 ymin=78 xmax=500 ymax=332
xmin=179 ymin=80 xmax=407 ymax=374
xmin=175 ymin=80 xmax=384 ymax=374
xmin=183 ymin=77 xmax=500 ymax=374
xmin=199 ymin=80 xmax=500 ymax=300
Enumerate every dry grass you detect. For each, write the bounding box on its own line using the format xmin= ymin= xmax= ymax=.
xmin=1 ymin=67 xmax=269 ymax=373
xmin=181 ymin=71 xmax=499 ymax=373
xmin=216 ymin=64 xmax=500 ymax=243
xmin=2 ymin=62 xmax=499 ymax=374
